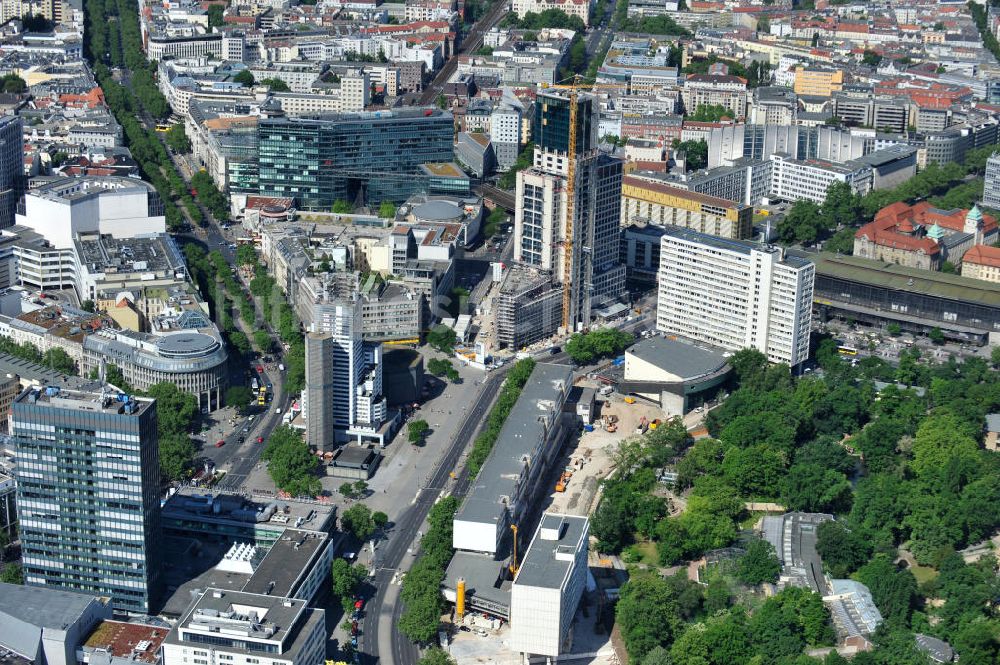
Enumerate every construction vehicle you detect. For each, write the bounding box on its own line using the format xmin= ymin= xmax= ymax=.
xmin=555 ymin=471 xmax=572 ymax=492
xmin=624 ymin=396 xmax=636 ymax=404
xmin=635 ymin=416 xmax=649 ymax=434
xmin=508 ymin=525 xmax=519 ymax=575
xmin=539 ymin=78 xmax=629 ymax=331
xmin=606 ymin=422 xmax=618 ymax=433
xmin=649 ymin=418 xmax=662 ymax=430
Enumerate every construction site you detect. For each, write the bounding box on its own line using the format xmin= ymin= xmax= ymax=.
xmin=442 ymin=368 xmax=663 ymax=665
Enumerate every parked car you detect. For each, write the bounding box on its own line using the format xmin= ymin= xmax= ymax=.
xmin=215 ymin=440 xmax=225 ymax=448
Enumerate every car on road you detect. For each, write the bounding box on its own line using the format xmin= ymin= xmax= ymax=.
xmin=257 ymin=436 xmax=264 ymax=444
xmin=256 ymin=365 xmax=264 ymax=373
xmin=215 ymin=440 xmax=225 ymax=448
xmin=238 ymin=436 xmax=245 ymax=444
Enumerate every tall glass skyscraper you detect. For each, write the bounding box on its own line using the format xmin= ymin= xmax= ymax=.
xmin=0 ymin=114 xmax=24 ymax=228
xmin=12 ymin=385 xmax=162 ymax=614
xmin=257 ymin=108 xmax=454 ymax=209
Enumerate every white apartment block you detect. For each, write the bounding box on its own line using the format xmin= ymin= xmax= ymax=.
xmin=491 ymin=104 xmax=522 ymax=170
xmin=768 ymin=153 xmax=872 ymax=204
xmin=511 ymin=0 xmax=590 ymax=25
xmin=161 ymin=590 xmax=326 ymax=665
xmin=656 ymin=226 xmax=815 ymax=366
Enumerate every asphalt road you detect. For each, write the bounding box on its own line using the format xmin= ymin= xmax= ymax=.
xmin=353 ymin=368 xmax=508 ymax=665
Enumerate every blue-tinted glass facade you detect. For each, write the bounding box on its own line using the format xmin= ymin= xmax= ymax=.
xmin=257 ymin=109 xmax=455 ymax=209
xmin=534 ymin=92 xmax=594 ymax=155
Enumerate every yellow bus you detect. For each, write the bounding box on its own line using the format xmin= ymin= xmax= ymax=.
xmin=257 ymin=386 xmax=267 ymax=406
xmin=155 ymin=124 xmax=171 ymax=133
xmin=837 ymin=345 xmax=858 ymax=356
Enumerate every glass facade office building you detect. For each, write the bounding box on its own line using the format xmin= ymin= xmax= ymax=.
xmin=257 ymin=109 xmax=455 ymax=209
xmin=12 ymin=387 xmax=162 ymax=614
xmin=533 ymin=91 xmax=595 ymax=155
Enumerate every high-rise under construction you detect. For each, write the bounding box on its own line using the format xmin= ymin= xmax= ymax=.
xmin=512 ymin=90 xmax=625 ymax=331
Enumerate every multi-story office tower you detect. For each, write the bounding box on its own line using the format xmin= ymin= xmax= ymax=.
xmin=514 ymin=90 xmax=625 ymax=328
xmin=0 ymin=114 xmax=23 ymax=229
xmin=656 ymin=227 xmax=815 ymax=366
xmin=984 ymin=152 xmax=1000 ymax=209
xmin=12 ymin=386 xmax=161 ymax=614
xmin=302 ymin=274 xmax=388 ymax=449
xmin=161 ymin=589 xmax=326 ymax=665
xmin=257 ymin=108 xmax=454 ymax=208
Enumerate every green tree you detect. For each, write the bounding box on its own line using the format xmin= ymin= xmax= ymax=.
xmin=225 ymin=385 xmax=254 ymax=410
xmin=332 ymin=199 xmax=353 ymax=214
xmin=233 ymin=69 xmax=255 ymax=86
xmin=236 ymin=244 xmax=257 ymax=265
xmin=81 ymin=299 xmax=95 ymax=312
xmin=159 ymin=433 xmax=195 ymax=481
xmin=427 ymin=325 xmax=458 ymax=353
xmin=259 ymin=77 xmax=290 ymax=92
xmin=815 ymin=520 xmax=871 ymax=577
xmin=0 ymin=562 xmax=23 ymax=584
xmin=207 ymin=3 xmax=224 ymax=27
xmin=261 ymin=426 xmax=320 ymax=496
xmin=0 ymin=74 xmax=26 ymax=93
xmin=673 ymin=138 xmax=708 ymax=171
xmin=689 ymin=103 xmax=732 ymax=122
xmin=928 ymin=327 xmax=945 ymax=344
xmin=616 ymin=576 xmax=683 ymax=661
xmin=373 ymin=511 xmax=388 ymax=528
xmin=861 ymin=49 xmax=882 ymax=67
xmin=856 ymin=555 xmax=919 ymax=627
xmin=564 ymin=328 xmax=633 ymax=364
xmin=417 ymin=648 xmax=455 ymax=665
xmin=737 ymin=538 xmax=781 ymax=586
xmin=253 ymin=329 xmax=272 ymax=352
xmin=341 ymin=504 xmax=376 ymax=541
xmin=42 ymin=348 xmax=76 ymax=374
xmin=780 ymin=463 xmax=852 ymax=513
xmin=378 ymin=201 xmax=397 ymax=218
xmin=331 ymin=557 xmax=366 ymax=608
xmin=408 ymin=419 xmax=430 ymax=444
xmin=165 ymin=124 xmax=191 ymax=153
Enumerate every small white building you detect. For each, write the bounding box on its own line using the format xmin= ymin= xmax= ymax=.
xmin=510 ymin=514 xmax=589 ymax=658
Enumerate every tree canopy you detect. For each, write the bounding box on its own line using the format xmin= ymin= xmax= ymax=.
xmin=261 ymin=426 xmax=320 ymax=497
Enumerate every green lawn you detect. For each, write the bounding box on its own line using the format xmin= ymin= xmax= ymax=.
xmin=634 ymin=540 xmax=660 ymax=566
xmin=909 ymin=563 xmax=938 ymax=585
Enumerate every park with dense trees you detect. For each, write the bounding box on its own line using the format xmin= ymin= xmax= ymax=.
xmin=593 ymin=340 xmax=1000 ymax=663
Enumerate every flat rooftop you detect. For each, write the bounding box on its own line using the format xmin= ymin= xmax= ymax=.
xmin=627 ymin=335 xmax=729 ymax=380
xmin=513 ymin=514 xmax=588 ymax=590
xmin=169 ymin=588 xmax=310 ymax=649
xmin=13 ymin=385 xmax=151 ymax=417
xmin=162 ymin=488 xmax=335 ymax=534
xmin=444 ymin=550 xmax=511 ymax=610
xmin=75 ymin=232 xmax=185 ymax=275
xmin=663 ymin=225 xmax=811 ymax=268
xmin=0 ymin=582 xmax=105 ymax=629
xmin=82 ymin=621 xmax=167 ymax=664
xmin=455 ymin=363 xmax=573 ymax=526
xmin=809 ymin=252 xmax=1000 ymax=308
xmin=240 ymin=530 xmax=327 ymax=596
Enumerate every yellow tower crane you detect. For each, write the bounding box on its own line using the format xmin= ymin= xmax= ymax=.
xmin=509 ymin=524 xmax=519 ymax=576
xmin=539 ymin=79 xmax=629 ymax=330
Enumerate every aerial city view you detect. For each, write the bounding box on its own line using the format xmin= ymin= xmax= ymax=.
xmin=6 ymin=0 xmax=1000 ymax=661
